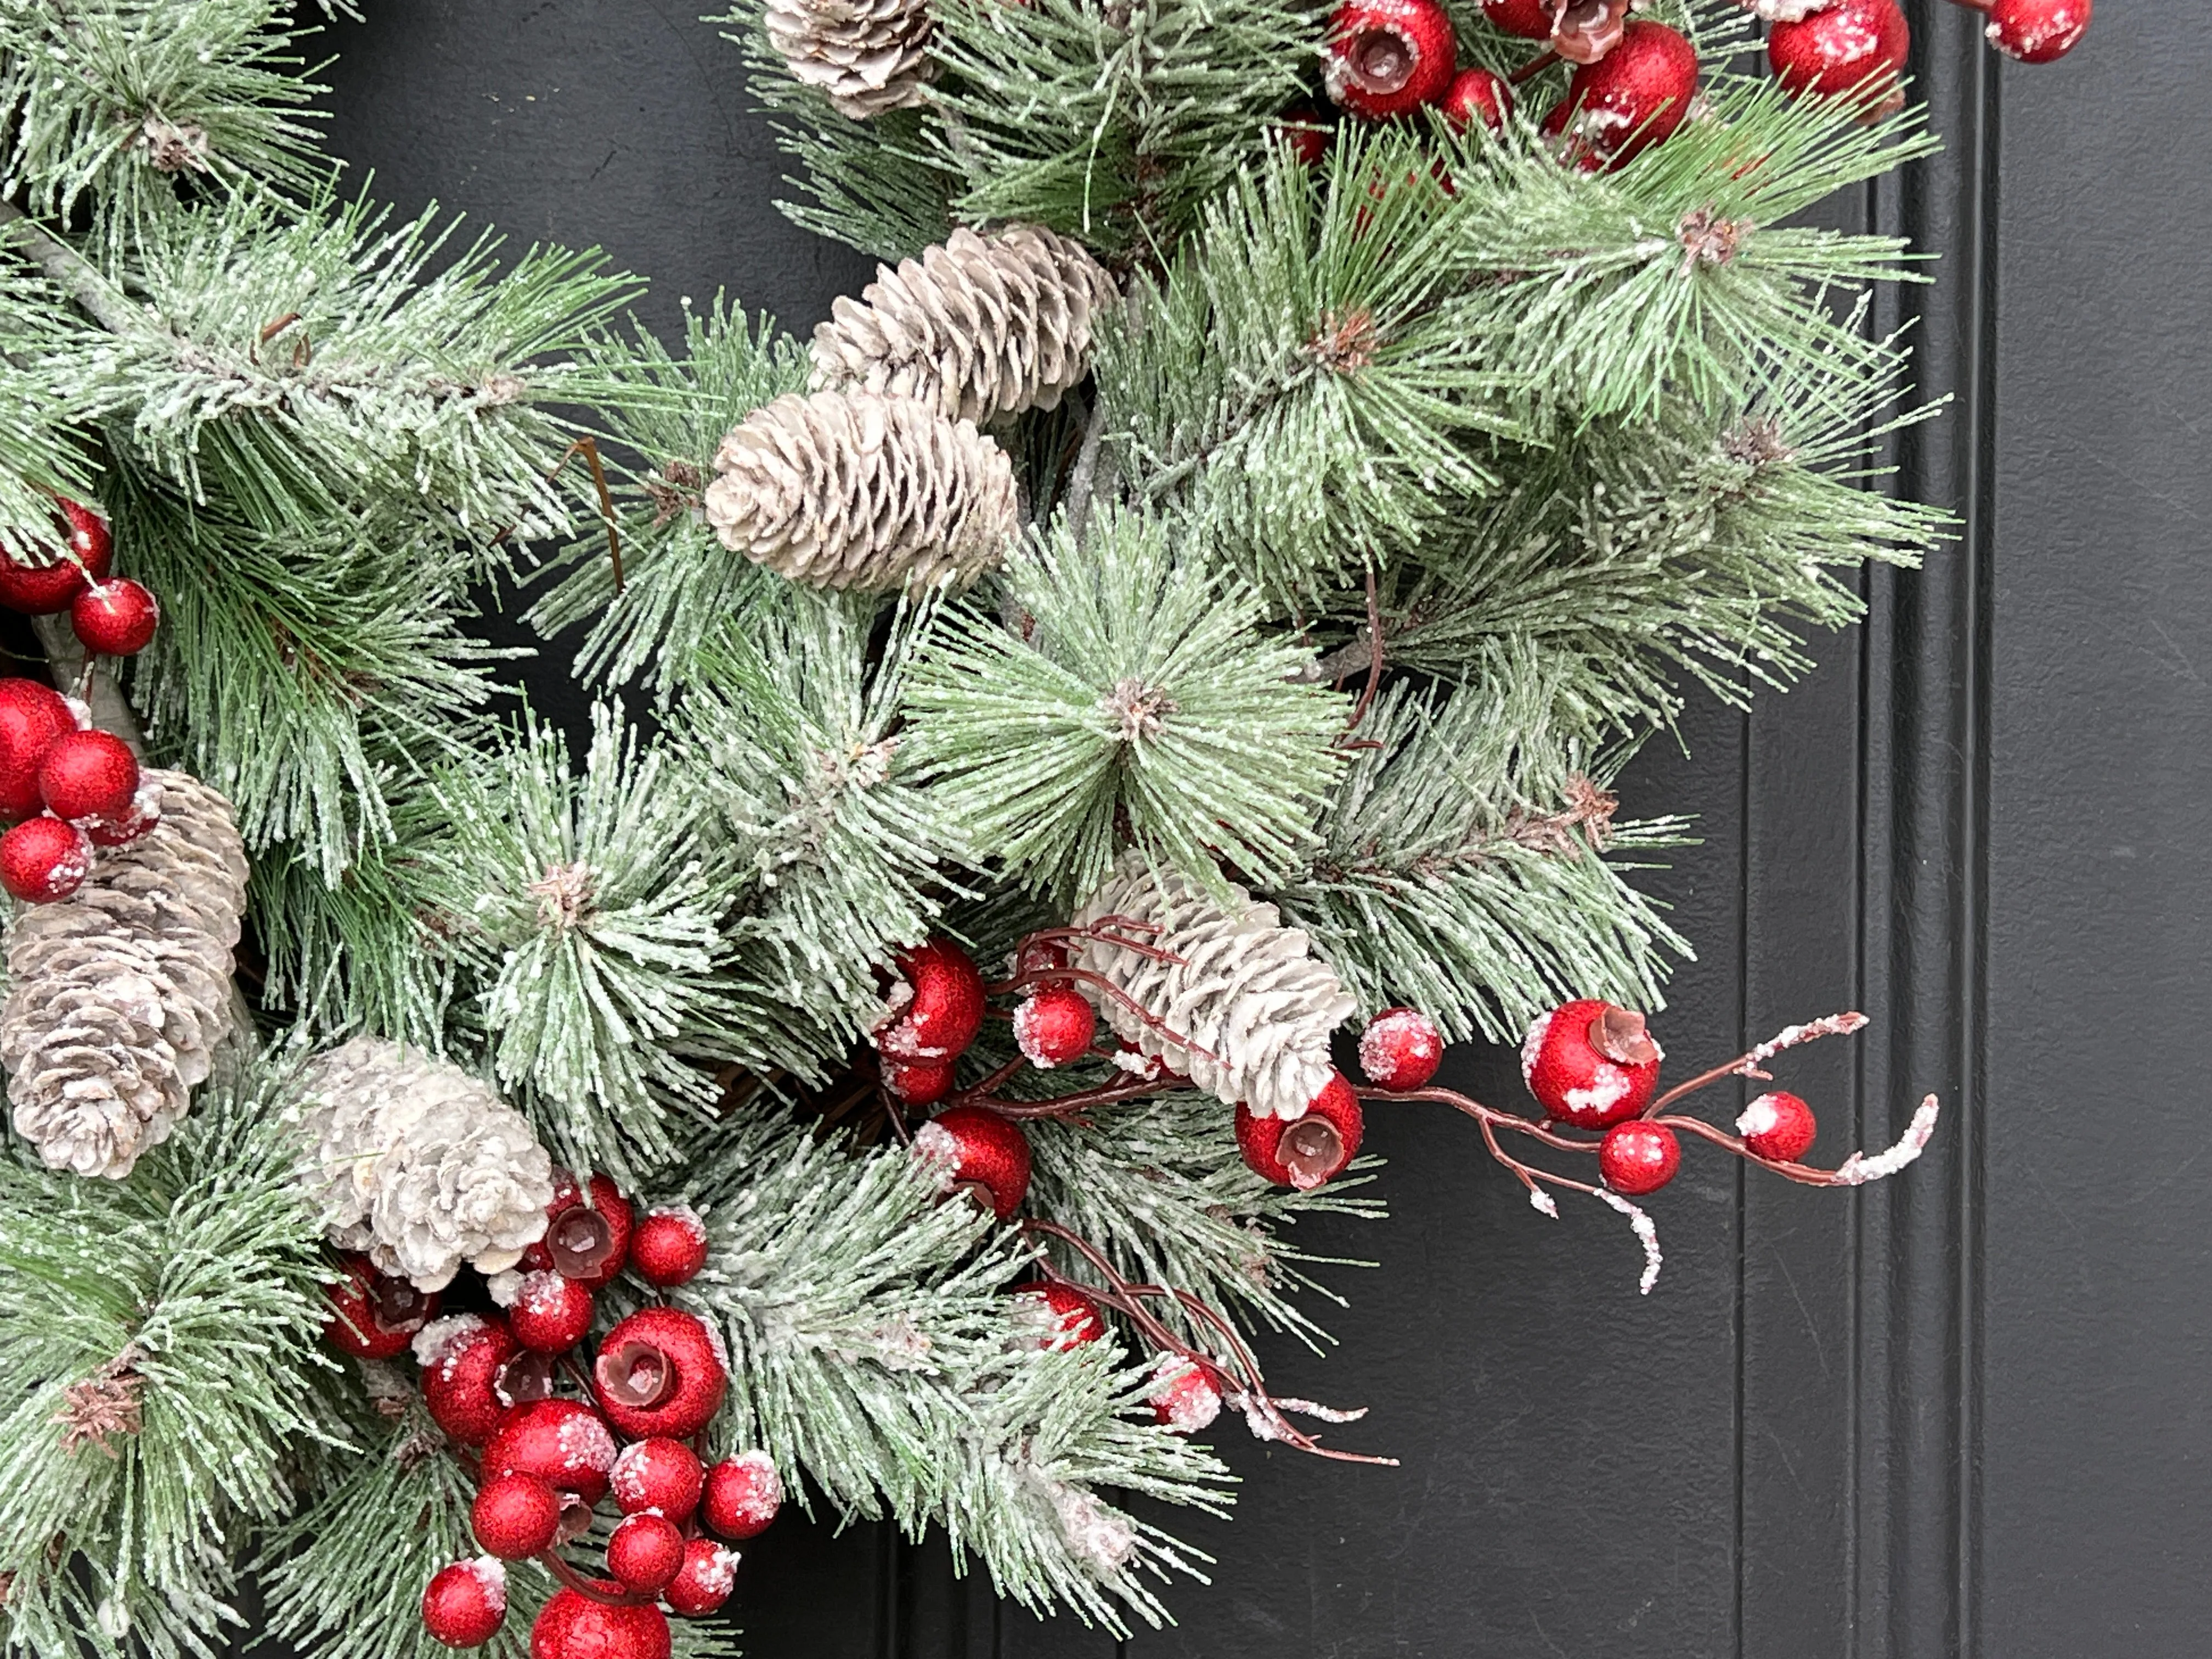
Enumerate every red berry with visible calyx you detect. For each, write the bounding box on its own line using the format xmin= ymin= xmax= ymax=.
xmin=1441 ymin=67 xmax=1515 ymax=134
xmin=529 ymin=1588 xmax=670 ymax=1659
xmin=591 ymin=1306 xmax=727 ymax=1441
xmin=612 ymin=1437 xmax=706 ymax=1522
xmin=522 ymin=1170 xmax=633 ymax=1286
xmin=1985 ymin=0 xmax=2089 ymax=63
xmin=1522 ymin=999 xmax=1663 ymax=1128
xmin=71 ymin=579 xmax=160 ymax=657
xmin=664 ymin=1538 xmax=742 ymax=1618
xmin=482 ymin=1397 xmax=619 ymax=1504
xmin=38 ymin=729 xmax=138 ymax=825
xmin=1599 ymin=1120 xmax=1681 ymax=1196
xmin=422 ymin=1558 xmax=507 ymax=1649
xmin=1013 ymin=1280 xmax=1108 ymax=1350
xmin=1541 ymin=19 xmax=1699 ymax=171
xmin=1480 ymin=0 xmax=1554 ymax=40
xmin=607 ymin=1512 xmax=688 ymax=1595
xmin=701 ymin=1452 xmax=784 ymax=1541
xmin=1768 ymin=0 xmax=1910 ymax=104
xmin=507 ymin=1269 xmax=595 ymax=1353
xmin=629 ymin=1205 xmax=709 ymax=1287
xmin=876 ymin=936 xmax=987 ymax=1062
xmin=0 ymin=815 xmax=91 ymax=902
xmin=1359 ymin=1007 xmax=1444 ymax=1090
xmin=1013 ymin=985 xmax=1096 ymax=1068
xmin=417 ymin=1314 xmax=546 ymax=1447
xmin=1235 ymin=1071 xmax=1365 ymax=1190
xmin=0 ymin=501 xmax=112 ymax=616
xmin=472 ymin=1471 xmax=563 ymax=1560
xmin=323 ymin=1255 xmax=439 ymax=1359
xmin=1739 ymin=1090 xmax=1819 ymax=1163
xmin=912 ymin=1104 xmax=1031 ymax=1219
xmin=1324 ymin=0 xmax=1457 ymax=120
xmin=1149 ymin=1357 xmax=1225 ymax=1433
xmin=0 ymin=678 xmax=81 ymax=822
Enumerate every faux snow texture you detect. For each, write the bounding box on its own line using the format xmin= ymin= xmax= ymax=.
xmin=809 ymin=225 xmax=1121 ymax=425
xmin=1 ymin=771 xmax=247 ymax=1179
xmin=296 ymin=1036 xmax=556 ymax=1291
xmin=704 ymin=389 xmax=1019 ymax=591
xmin=764 ymin=0 xmax=934 ymax=117
xmin=1072 ymin=853 xmax=1357 ymax=1121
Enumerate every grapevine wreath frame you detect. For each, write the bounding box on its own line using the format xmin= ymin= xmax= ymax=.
xmin=0 ymin=0 xmax=2087 ymax=1655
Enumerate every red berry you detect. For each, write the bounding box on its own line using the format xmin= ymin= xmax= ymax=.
xmin=522 ymin=1170 xmax=634 ymax=1286
xmin=1479 ymin=0 xmax=1554 ymax=38
xmin=1235 ymin=1070 xmax=1365 ymax=1190
xmin=529 ymin=1587 xmax=670 ymax=1659
xmin=0 ymin=500 xmax=112 ymax=616
xmin=1599 ymin=1120 xmax=1681 ymax=1196
xmin=629 ymin=1206 xmax=709 ymax=1288
xmin=0 ymin=815 xmax=91 ymax=902
xmin=422 ymin=1559 xmax=507 ymax=1649
xmin=1738 ymin=1090 xmax=1819 ymax=1163
xmin=1274 ymin=107 xmax=1331 ymax=166
xmin=590 ymin=1306 xmax=728 ymax=1441
xmin=701 ymin=1451 xmax=785 ymax=1541
xmin=81 ymin=780 xmax=160 ymax=847
xmin=1324 ymin=0 xmax=1457 ymax=121
xmin=1013 ymin=985 xmax=1096 ymax=1068
xmin=472 ymin=1471 xmax=563 ymax=1560
xmin=607 ymin=1512 xmax=687 ymax=1594
xmin=1441 ymin=66 xmax=1514 ymax=135
xmin=1012 ymin=1280 xmax=1108 ymax=1350
xmin=482 ymin=1398 xmax=619 ymax=1503
xmin=1768 ymin=0 xmax=1910 ymax=103
xmin=38 ymin=729 xmax=138 ymax=824
xmin=1358 ymin=1007 xmax=1444 ymax=1090
xmin=508 ymin=1268 xmax=595 ymax=1352
xmin=1148 ymin=1358 xmax=1224 ymax=1433
xmin=0 ymin=678 xmax=81 ymax=821
xmin=323 ymin=1255 xmax=439 ymax=1360
xmin=1541 ymin=20 xmax=1699 ymax=171
xmin=876 ymin=936 xmax=987 ymax=1062
xmin=1521 ymin=999 xmax=1663 ymax=1128
xmin=419 ymin=1315 xmax=534 ymax=1447
xmin=612 ymin=1436 xmax=706 ymax=1521
xmin=71 ymin=579 xmax=160 ymax=656
xmin=883 ymin=1054 xmax=956 ymax=1105
xmin=912 ymin=1104 xmax=1031 ymax=1220
xmin=1985 ymin=0 xmax=2089 ymax=63
xmin=663 ymin=1538 xmax=741 ymax=1618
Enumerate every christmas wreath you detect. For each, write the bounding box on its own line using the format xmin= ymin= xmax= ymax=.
xmin=0 ymin=0 xmax=2086 ymax=1654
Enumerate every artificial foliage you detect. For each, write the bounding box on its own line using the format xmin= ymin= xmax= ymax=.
xmin=0 ymin=0 xmax=2081 ymax=1651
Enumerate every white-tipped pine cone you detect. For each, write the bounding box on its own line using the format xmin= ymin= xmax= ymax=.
xmin=809 ymin=226 xmax=1121 ymax=425
xmin=764 ymin=0 xmax=933 ymax=118
xmin=1 ymin=772 xmax=246 ymax=1180
xmin=296 ymin=1037 xmax=554 ymax=1292
xmin=704 ymin=390 xmax=1018 ymax=591
xmin=1071 ymin=854 xmax=1357 ymax=1121
xmin=1737 ymin=0 xmax=1836 ymax=19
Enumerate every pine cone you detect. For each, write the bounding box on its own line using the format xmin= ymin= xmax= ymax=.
xmin=764 ymin=0 xmax=933 ymax=118
xmin=296 ymin=1036 xmax=555 ymax=1292
xmin=1072 ymin=854 xmax=1357 ymax=1121
xmin=704 ymin=390 xmax=1018 ymax=591
xmin=809 ymin=227 xmax=1121 ymax=425
xmin=1 ymin=772 xmax=247 ymax=1180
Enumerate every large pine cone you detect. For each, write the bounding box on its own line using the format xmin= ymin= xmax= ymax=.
xmin=704 ymin=390 xmax=1018 ymax=591
xmin=1 ymin=772 xmax=246 ymax=1180
xmin=1072 ymin=854 xmax=1357 ymax=1121
xmin=296 ymin=1037 xmax=555 ymax=1292
xmin=810 ymin=226 xmax=1121 ymax=425
xmin=764 ymin=0 xmax=933 ymax=118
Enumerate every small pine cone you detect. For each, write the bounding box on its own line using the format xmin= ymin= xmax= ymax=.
xmin=296 ymin=1037 xmax=555 ymax=1292
xmin=809 ymin=226 xmax=1121 ymax=425
xmin=1072 ymin=854 xmax=1357 ymax=1122
xmin=764 ymin=0 xmax=933 ymax=118
xmin=704 ymin=390 xmax=1018 ymax=591
xmin=1 ymin=771 xmax=247 ymax=1180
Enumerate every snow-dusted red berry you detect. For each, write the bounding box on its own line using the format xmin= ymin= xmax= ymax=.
xmin=71 ymin=578 xmax=160 ymax=657
xmin=324 ymin=1255 xmax=439 ymax=1359
xmin=664 ymin=1538 xmax=742 ymax=1618
xmin=1521 ymin=999 xmax=1663 ymax=1128
xmin=883 ymin=1054 xmax=956 ymax=1105
xmin=1768 ymin=0 xmax=1910 ymax=103
xmin=911 ymin=1104 xmax=1031 ymax=1219
xmin=508 ymin=1268 xmax=595 ymax=1353
xmin=0 ymin=678 xmax=80 ymax=822
xmin=471 ymin=1471 xmax=563 ymax=1560
xmin=0 ymin=500 xmax=112 ymax=616
xmin=481 ymin=1397 xmax=619 ymax=1503
xmin=38 ymin=729 xmax=138 ymax=825
xmin=1541 ymin=19 xmax=1700 ymax=171
xmin=630 ymin=1206 xmax=709 ymax=1287
xmin=1324 ymin=0 xmax=1457 ymax=121
xmin=1148 ymin=1357 xmax=1224 ymax=1433
xmin=1359 ymin=1007 xmax=1444 ymax=1090
xmin=1738 ymin=1090 xmax=1819 ymax=1163
xmin=876 ymin=936 xmax=987 ymax=1061
xmin=608 ymin=1512 xmax=688 ymax=1595
xmin=1480 ymin=0 xmax=1554 ymax=38
xmin=80 ymin=778 xmax=160 ymax=847
xmin=529 ymin=1588 xmax=670 ymax=1659
xmin=1599 ymin=1120 xmax=1681 ymax=1196
xmin=613 ymin=1436 xmax=706 ymax=1521
xmin=522 ymin=1170 xmax=634 ymax=1286
xmin=416 ymin=1314 xmax=537 ymax=1447
xmin=1013 ymin=1280 xmax=1108 ymax=1350
xmin=0 ymin=815 xmax=91 ymax=902
xmin=1985 ymin=0 xmax=2089 ymax=63
xmin=1235 ymin=1071 xmax=1365 ymax=1190
xmin=1441 ymin=67 xmax=1514 ymax=135
xmin=422 ymin=1558 xmax=506 ymax=1649
xmin=591 ymin=1306 xmax=728 ymax=1441
xmin=1014 ymin=985 xmax=1096 ymax=1068
xmin=701 ymin=1450 xmax=785 ymax=1541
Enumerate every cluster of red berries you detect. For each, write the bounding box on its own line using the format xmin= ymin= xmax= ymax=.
xmin=872 ymin=935 xmax=1101 ymax=1106
xmin=1007 ymin=1279 xmax=1230 ymax=1435
xmin=0 ymin=499 xmax=161 ymax=655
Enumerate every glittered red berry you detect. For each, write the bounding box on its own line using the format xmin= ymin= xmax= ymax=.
xmin=0 ymin=500 xmax=112 ymax=616
xmin=71 ymin=578 xmax=159 ymax=657
xmin=612 ymin=1436 xmax=706 ymax=1522
xmin=1541 ymin=19 xmax=1699 ymax=171
xmin=0 ymin=678 xmax=81 ymax=822
xmin=1013 ymin=985 xmax=1096 ymax=1068
xmin=1599 ymin=1120 xmax=1681 ymax=1196
xmin=1324 ymin=0 xmax=1457 ymax=121
xmin=418 ymin=1315 xmax=542 ymax=1448
xmin=522 ymin=1170 xmax=634 ymax=1286
xmin=324 ymin=1255 xmax=440 ymax=1360
xmin=38 ymin=729 xmax=138 ymax=825
xmin=629 ymin=1206 xmax=709 ymax=1288
xmin=529 ymin=1587 xmax=670 ymax=1659
xmin=1235 ymin=1070 xmax=1364 ymax=1190
xmin=607 ymin=1513 xmax=687 ymax=1595
xmin=482 ymin=1397 xmax=619 ymax=1504
xmin=472 ymin=1471 xmax=563 ymax=1560
xmin=912 ymin=1104 xmax=1031 ymax=1220
xmin=1985 ymin=0 xmax=2089 ymax=63
xmin=1738 ymin=1090 xmax=1819 ymax=1163
xmin=508 ymin=1269 xmax=595 ymax=1353
xmin=877 ymin=936 xmax=988 ymax=1062
xmin=423 ymin=1558 xmax=507 ymax=1650
xmin=1521 ymin=999 xmax=1664 ymax=1128
xmin=1441 ymin=67 xmax=1514 ymax=135
xmin=591 ymin=1306 xmax=728 ymax=1441
xmin=1148 ymin=1358 xmax=1224 ymax=1433
xmin=701 ymin=1451 xmax=785 ymax=1541
xmin=1274 ymin=105 xmax=1331 ymax=166
xmin=81 ymin=781 xmax=160 ymax=847
xmin=663 ymin=1538 xmax=742 ymax=1618
xmin=1479 ymin=0 xmax=1554 ymax=38
xmin=1012 ymin=1281 xmax=1108 ymax=1350
xmin=883 ymin=1055 xmax=956 ymax=1105
xmin=0 ymin=815 xmax=91 ymax=903
xmin=1358 ymin=1007 xmax=1444 ymax=1090
xmin=1768 ymin=0 xmax=1910 ymax=103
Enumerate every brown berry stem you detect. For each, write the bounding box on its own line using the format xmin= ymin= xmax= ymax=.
xmin=1510 ymin=48 xmax=1560 ymax=84
xmin=1640 ymin=1010 xmax=1870 ymax=1117
xmin=537 ymin=1548 xmax=657 ymax=1607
